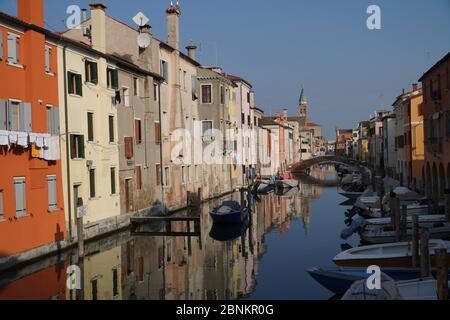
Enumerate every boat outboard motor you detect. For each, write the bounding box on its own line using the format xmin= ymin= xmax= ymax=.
xmin=340 ymin=218 xmax=367 ymax=240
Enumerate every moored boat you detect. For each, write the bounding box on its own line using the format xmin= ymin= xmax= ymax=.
xmin=210 ymin=201 xmax=248 ymax=224
xmin=333 ymin=240 xmax=450 ymax=267
xmin=365 ymin=214 xmax=446 ymax=227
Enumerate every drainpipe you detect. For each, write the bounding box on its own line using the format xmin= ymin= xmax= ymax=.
xmin=158 ymin=83 xmax=166 ymax=213
xmin=62 ymin=45 xmax=73 ymax=241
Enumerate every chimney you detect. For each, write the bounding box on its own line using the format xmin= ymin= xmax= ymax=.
xmin=82 ymin=9 xmax=88 ymax=22
xmin=412 ymin=83 xmax=418 ymax=92
xmin=138 ymin=25 xmax=153 ymax=71
xmin=186 ymin=42 xmax=197 ymax=60
xmin=89 ymin=3 xmax=107 ymax=53
xmin=18 ymin=0 xmax=44 ymax=27
xmin=166 ymin=2 xmax=181 ymax=50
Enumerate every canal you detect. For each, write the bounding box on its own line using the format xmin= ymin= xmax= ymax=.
xmin=0 ymin=166 xmax=359 ymax=300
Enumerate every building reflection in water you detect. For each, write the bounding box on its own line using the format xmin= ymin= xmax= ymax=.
xmin=0 ymin=166 xmax=333 ymax=300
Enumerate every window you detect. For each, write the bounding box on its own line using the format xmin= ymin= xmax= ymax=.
xmin=138 ymin=257 xmax=144 ymax=282
xmin=47 ymin=175 xmax=57 ymax=211
xmin=46 ymin=106 xmax=60 ymax=135
xmin=14 ymin=177 xmax=26 ymax=218
xmin=220 ymin=86 xmax=225 ymax=105
xmin=110 ymin=167 xmax=116 ymax=195
xmin=135 ymin=119 xmax=142 ymax=144
xmin=108 ymin=115 xmax=115 ymax=143
xmin=164 ymin=167 xmax=170 ymax=186
xmin=247 ymin=92 xmax=251 ymax=103
xmin=107 ymin=68 xmax=119 ymax=90
xmin=183 ymin=70 xmax=187 ymax=90
xmin=133 ymin=77 xmax=139 ymax=96
xmin=155 ymin=121 xmax=161 ymax=145
xmin=85 ymin=60 xmax=98 ymax=84
xmin=182 ymin=166 xmax=187 ymax=184
xmin=68 ymin=72 xmax=83 ymax=96
xmin=7 ymin=100 xmax=31 ymax=132
xmin=87 ymin=112 xmax=94 ymax=142
xmin=191 ymin=76 xmax=198 ymax=101
xmin=135 ymin=165 xmax=142 ymax=190
xmin=160 ymin=60 xmax=168 ymax=83
xmin=123 ymin=87 xmax=130 ymax=107
xmin=153 ymin=83 xmax=158 ymax=101
xmin=202 ymin=120 xmax=213 ymax=137
xmin=91 ymin=279 xmax=98 ymax=301
xmin=201 ymin=84 xmax=212 ymax=104
xmin=156 ymin=164 xmax=161 ymax=186
xmin=124 ymin=137 xmax=134 ymax=159
xmin=112 ymin=269 xmax=118 ymax=297
xmin=7 ymin=33 xmax=19 ymax=65
xmin=0 ymin=190 xmax=3 ymax=220
xmin=70 ymin=134 xmax=85 ymax=159
xmin=89 ymin=168 xmax=96 ymax=199
xmin=45 ymin=45 xmax=51 ymax=73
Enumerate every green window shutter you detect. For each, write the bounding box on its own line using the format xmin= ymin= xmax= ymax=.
xmin=87 ymin=113 xmax=94 ymax=141
xmin=68 ymin=72 xmax=74 ymax=94
xmin=107 ymin=69 xmax=111 ymax=88
xmin=70 ymin=135 xmax=76 ymax=159
xmin=92 ymin=62 xmax=98 ymax=84
xmin=112 ymin=69 xmax=119 ymax=89
xmin=79 ymin=135 xmax=85 ymax=158
xmin=85 ymin=60 xmax=89 ymax=83
xmin=76 ymin=74 xmax=83 ymax=96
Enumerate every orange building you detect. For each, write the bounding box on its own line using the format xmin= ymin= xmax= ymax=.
xmin=0 ymin=0 xmax=66 ymax=257
xmin=421 ymin=52 xmax=450 ymax=202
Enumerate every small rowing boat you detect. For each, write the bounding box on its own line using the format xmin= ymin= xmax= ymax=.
xmin=333 ymin=240 xmax=450 ymax=267
xmin=210 ymin=201 xmax=248 ymax=224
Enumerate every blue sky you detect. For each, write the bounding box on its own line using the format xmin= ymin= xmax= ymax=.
xmin=1 ymin=0 xmax=449 ymax=139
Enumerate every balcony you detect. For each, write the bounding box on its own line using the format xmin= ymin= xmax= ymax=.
xmin=426 ymin=137 xmax=443 ymax=154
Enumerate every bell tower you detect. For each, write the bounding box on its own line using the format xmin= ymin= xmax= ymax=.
xmin=299 ymin=87 xmax=308 ymax=121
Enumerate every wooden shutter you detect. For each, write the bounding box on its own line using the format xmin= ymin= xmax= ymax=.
xmin=89 ymin=169 xmax=96 ymax=198
xmin=76 ymin=74 xmax=83 ymax=96
xmin=68 ymin=72 xmax=74 ymax=94
xmin=112 ymin=69 xmax=118 ymax=89
xmin=91 ymin=62 xmax=98 ymax=84
xmin=7 ymin=33 xmax=17 ymax=64
xmin=47 ymin=176 xmax=57 ymax=210
xmin=70 ymin=135 xmax=76 ymax=159
xmin=45 ymin=46 xmax=50 ymax=73
xmin=20 ymin=102 xmax=32 ymax=132
xmin=135 ymin=166 xmax=142 ymax=190
xmin=0 ymin=99 xmax=6 ymax=130
xmin=79 ymin=135 xmax=85 ymax=158
xmin=135 ymin=119 xmax=142 ymax=144
xmin=52 ymin=107 xmax=60 ymax=135
xmin=87 ymin=113 xmax=94 ymax=141
xmin=14 ymin=178 xmax=26 ymax=217
xmin=0 ymin=31 xmax=3 ymax=60
xmin=125 ymin=137 xmax=133 ymax=159
xmin=155 ymin=122 xmax=161 ymax=144
xmin=156 ymin=164 xmax=161 ymax=186
xmin=110 ymin=167 xmax=116 ymax=194
xmin=109 ymin=116 xmax=114 ymax=142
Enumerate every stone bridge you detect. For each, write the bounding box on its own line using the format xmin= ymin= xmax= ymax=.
xmin=289 ymin=155 xmax=362 ymax=173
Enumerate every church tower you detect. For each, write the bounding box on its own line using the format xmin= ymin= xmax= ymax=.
xmin=299 ymin=87 xmax=308 ymax=121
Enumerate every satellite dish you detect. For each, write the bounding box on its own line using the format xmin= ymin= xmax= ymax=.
xmin=133 ymin=12 xmax=149 ymax=27
xmin=137 ymin=33 xmax=151 ymax=49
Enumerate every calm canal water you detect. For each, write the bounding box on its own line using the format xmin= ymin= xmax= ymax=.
xmin=0 ymin=166 xmax=360 ymax=300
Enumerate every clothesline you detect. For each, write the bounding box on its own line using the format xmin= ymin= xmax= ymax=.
xmin=0 ymin=130 xmax=60 ymax=161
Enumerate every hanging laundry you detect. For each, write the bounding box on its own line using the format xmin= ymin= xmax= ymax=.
xmin=43 ymin=133 xmax=51 ymax=148
xmin=43 ymin=135 xmax=61 ymax=161
xmin=8 ymin=131 xmax=18 ymax=145
xmin=17 ymin=132 xmax=29 ymax=148
xmin=0 ymin=130 xmax=9 ymax=148
xmin=29 ymin=133 xmax=38 ymax=144
xmin=35 ymin=134 xmax=45 ymax=148
xmin=31 ymin=143 xmax=41 ymax=158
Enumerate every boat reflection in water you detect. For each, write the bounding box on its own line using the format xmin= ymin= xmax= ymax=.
xmin=0 ymin=165 xmax=340 ymax=301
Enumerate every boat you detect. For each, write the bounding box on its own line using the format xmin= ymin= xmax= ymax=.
xmin=307 ymin=267 xmax=449 ymax=295
xmin=396 ymin=278 xmax=449 ymax=300
xmin=333 ymin=240 xmax=450 ymax=267
xmin=365 ymin=215 xmax=447 ymax=227
xmin=256 ymin=179 xmax=275 ymax=194
xmin=274 ymin=178 xmax=299 ymax=189
xmin=338 ymin=188 xmax=364 ymax=200
xmin=360 ymin=222 xmax=450 ymax=244
xmin=209 ymin=201 xmax=248 ymax=224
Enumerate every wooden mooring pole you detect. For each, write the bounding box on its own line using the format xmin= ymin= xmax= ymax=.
xmin=435 ymin=248 xmax=449 ymax=301
xmin=389 ymin=196 xmax=395 ymax=228
xmin=445 ymin=190 xmax=450 ymax=222
xmin=411 ymin=214 xmax=420 ymax=268
xmin=394 ymin=198 xmax=401 ymax=241
xmin=420 ymin=228 xmax=431 ymax=279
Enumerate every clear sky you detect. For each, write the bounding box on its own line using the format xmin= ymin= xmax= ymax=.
xmin=1 ymin=0 xmax=449 ymax=139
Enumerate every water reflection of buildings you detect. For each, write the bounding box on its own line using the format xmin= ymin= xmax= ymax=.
xmin=0 ymin=169 xmax=331 ymax=300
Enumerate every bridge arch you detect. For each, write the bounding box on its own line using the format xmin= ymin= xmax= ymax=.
xmin=289 ymin=155 xmax=363 ymax=173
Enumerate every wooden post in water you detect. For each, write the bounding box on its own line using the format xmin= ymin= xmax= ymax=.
xmin=400 ymin=205 xmax=408 ymax=241
xmin=240 ymin=188 xmax=245 ymax=209
xmin=435 ymin=248 xmax=448 ymax=301
xmin=420 ymin=228 xmax=431 ymax=279
xmin=445 ymin=190 xmax=450 ymax=222
xmin=394 ymin=198 xmax=401 ymax=241
xmin=389 ymin=195 xmax=396 ymax=228
xmin=187 ymin=191 xmax=191 ymax=209
xmin=411 ymin=214 xmax=420 ymax=267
